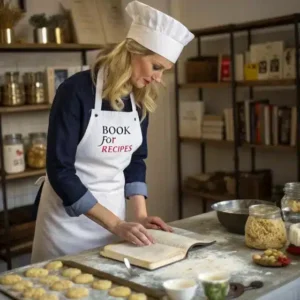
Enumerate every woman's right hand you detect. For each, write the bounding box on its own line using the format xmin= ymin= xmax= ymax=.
xmin=112 ymin=221 xmax=154 ymax=246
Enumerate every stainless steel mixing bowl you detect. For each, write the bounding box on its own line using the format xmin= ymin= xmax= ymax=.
xmin=211 ymin=199 xmax=274 ymax=235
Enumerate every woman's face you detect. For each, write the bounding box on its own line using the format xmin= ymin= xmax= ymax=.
xmin=130 ymin=53 xmax=173 ymax=88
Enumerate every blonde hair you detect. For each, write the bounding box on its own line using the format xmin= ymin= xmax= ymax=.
xmin=91 ymin=38 xmax=161 ymax=120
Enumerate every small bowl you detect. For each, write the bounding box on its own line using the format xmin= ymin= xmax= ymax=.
xmin=163 ymin=278 xmax=198 ymax=300
xmin=198 ymin=271 xmax=230 ymax=299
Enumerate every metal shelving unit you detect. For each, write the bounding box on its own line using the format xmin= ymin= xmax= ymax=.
xmin=0 ymin=43 xmax=103 ymax=270
xmin=175 ymin=13 xmax=300 ymax=219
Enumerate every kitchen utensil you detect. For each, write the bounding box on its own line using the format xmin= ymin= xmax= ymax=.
xmin=227 ymin=281 xmax=263 ymax=299
xmin=163 ymin=278 xmax=197 ymax=300
xmin=123 ymin=258 xmax=139 ymax=277
xmin=211 ymin=199 xmax=273 ymax=234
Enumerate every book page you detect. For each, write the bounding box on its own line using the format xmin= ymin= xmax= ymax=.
xmin=149 ymin=229 xmax=214 ymax=252
xmin=101 ymin=243 xmax=185 ymax=270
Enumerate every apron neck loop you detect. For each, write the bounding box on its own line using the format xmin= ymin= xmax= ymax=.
xmin=95 ymin=66 xmax=137 ymax=113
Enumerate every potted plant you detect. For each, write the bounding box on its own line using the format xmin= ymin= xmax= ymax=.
xmin=48 ymin=14 xmax=68 ymax=44
xmin=0 ymin=1 xmax=24 ymax=44
xmin=29 ymin=13 xmax=49 ymax=44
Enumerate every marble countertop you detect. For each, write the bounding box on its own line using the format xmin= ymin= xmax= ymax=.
xmin=1 ymin=211 xmax=300 ymax=299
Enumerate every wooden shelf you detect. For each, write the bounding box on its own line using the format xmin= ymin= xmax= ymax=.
xmin=180 ymin=137 xmax=234 ymax=146
xmin=179 ymin=82 xmax=230 ymax=89
xmin=244 ymin=143 xmax=296 ymax=151
xmin=0 ymin=240 xmax=33 ymax=261
xmin=0 ymin=221 xmax=35 ymax=243
xmin=0 ymin=104 xmax=51 ymax=114
xmin=0 ymin=43 xmax=103 ymax=52
xmin=180 ymin=137 xmax=296 ymax=151
xmin=4 ymin=168 xmax=46 ymax=181
xmin=238 ymin=79 xmax=295 ymax=87
xmin=179 ymin=79 xmax=296 ymax=89
xmin=191 ymin=13 xmax=298 ymax=37
xmin=183 ymin=188 xmax=233 ymax=201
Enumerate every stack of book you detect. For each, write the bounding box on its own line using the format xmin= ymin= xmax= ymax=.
xmin=202 ymin=115 xmax=224 ymax=140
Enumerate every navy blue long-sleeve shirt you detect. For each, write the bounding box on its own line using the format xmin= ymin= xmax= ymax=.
xmin=34 ymin=70 xmax=149 ymax=217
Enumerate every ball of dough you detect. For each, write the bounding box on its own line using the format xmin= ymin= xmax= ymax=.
xmin=66 ymin=287 xmax=89 ymax=299
xmin=39 ymin=294 xmax=59 ymax=300
xmin=22 ymin=287 xmax=46 ymax=299
xmin=109 ymin=286 xmax=131 ymax=298
xmin=129 ymin=293 xmax=147 ymax=300
xmin=73 ymin=273 xmax=94 ymax=284
xmin=50 ymin=280 xmax=73 ymax=291
xmin=44 ymin=261 xmax=63 ymax=271
xmin=62 ymin=268 xmax=81 ymax=279
xmin=25 ymin=268 xmax=49 ymax=278
xmin=11 ymin=280 xmax=33 ymax=291
xmin=39 ymin=275 xmax=60 ymax=286
xmin=0 ymin=274 xmax=22 ymax=285
xmin=91 ymin=280 xmax=112 ymax=290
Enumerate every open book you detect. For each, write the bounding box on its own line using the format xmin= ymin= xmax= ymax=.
xmin=100 ymin=229 xmax=215 ymax=270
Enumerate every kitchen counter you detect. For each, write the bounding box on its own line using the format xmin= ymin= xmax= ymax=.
xmin=1 ymin=211 xmax=300 ymax=299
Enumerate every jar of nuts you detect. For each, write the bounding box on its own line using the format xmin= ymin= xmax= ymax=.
xmin=27 ymin=132 xmax=47 ymax=169
xmin=281 ymin=182 xmax=300 ymax=227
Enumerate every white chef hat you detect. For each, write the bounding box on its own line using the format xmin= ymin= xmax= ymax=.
xmin=125 ymin=1 xmax=194 ymax=63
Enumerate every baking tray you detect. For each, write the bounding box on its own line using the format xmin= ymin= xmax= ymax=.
xmin=0 ymin=259 xmax=167 ymax=300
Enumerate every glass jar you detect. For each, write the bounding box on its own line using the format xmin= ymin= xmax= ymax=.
xmin=281 ymin=182 xmax=300 ymax=227
xmin=245 ymin=204 xmax=287 ymax=250
xmin=3 ymin=134 xmax=25 ymax=174
xmin=27 ymin=132 xmax=47 ymax=169
xmin=2 ymin=72 xmax=25 ymax=106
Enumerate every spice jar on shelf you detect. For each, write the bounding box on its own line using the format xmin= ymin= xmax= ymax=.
xmin=27 ymin=132 xmax=47 ymax=169
xmin=281 ymin=182 xmax=300 ymax=226
xmin=245 ymin=204 xmax=287 ymax=250
xmin=3 ymin=134 xmax=25 ymax=174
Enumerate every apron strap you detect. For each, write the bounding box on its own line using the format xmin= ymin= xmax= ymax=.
xmin=95 ymin=66 xmax=137 ymax=112
xmin=95 ymin=67 xmax=104 ymax=111
xmin=130 ymin=92 xmax=137 ymax=112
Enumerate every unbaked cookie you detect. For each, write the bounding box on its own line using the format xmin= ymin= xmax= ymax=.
xmin=50 ymin=280 xmax=73 ymax=291
xmin=39 ymin=275 xmax=60 ymax=286
xmin=109 ymin=286 xmax=131 ymax=298
xmin=0 ymin=274 xmax=22 ymax=285
xmin=39 ymin=293 xmax=59 ymax=300
xmin=22 ymin=287 xmax=46 ymax=299
xmin=66 ymin=287 xmax=89 ymax=299
xmin=91 ymin=280 xmax=112 ymax=290
xmin=11 ymin=280 xmax=33 ymax=291
xmin=25 ymin=267 xmax=49 ymax=278
xmin=129 ymin=293 xmax=148 ymax=300
xmin=73 ymin=273 xmax=94 ymax=284
xmin=62 ymin=268 xmax=81 ymax=279
xmin=44 ymin=261 xmax=63 ymax=271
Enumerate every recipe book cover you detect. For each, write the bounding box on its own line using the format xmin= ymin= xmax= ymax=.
xmin=100 ymin=229 xmax=215 ymax=270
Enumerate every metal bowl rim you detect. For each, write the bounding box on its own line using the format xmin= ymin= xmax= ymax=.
xmin=211 ymin=199 xmax=275 ymax=215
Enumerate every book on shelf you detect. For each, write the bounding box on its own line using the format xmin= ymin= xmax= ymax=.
xmin=202 ymin=114 xmax=224 ymax=140
xmin=234 ymin=99 xmax=296 ymax=146
xmin=179 ymin=101 xmax=205 ymax=138
xmin=100 ymin=229 xmax=215 ymax=270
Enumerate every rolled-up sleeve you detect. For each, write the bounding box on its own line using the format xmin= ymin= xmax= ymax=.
xmin=124 ymin=113 xmax=149 ymax=199
xmin=46 ymin=80 xmax=97 ymax=217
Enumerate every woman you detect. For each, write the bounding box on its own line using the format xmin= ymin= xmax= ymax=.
xmin=31 ymin=0 xmax=194 ymax=263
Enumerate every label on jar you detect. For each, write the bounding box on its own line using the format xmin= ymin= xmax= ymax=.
xmin=3 ymin=144 xmax=25 ymax=174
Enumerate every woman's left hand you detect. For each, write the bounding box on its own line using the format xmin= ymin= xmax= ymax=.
xmin=139 ymin=216 xmax=173 ymax=232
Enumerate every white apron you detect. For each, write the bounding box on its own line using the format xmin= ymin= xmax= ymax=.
xmin=31 ymin=67 xmax=143 ymax=263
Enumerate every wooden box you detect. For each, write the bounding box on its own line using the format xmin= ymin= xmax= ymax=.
xmin=185 ymin=56 xmax=218 ymax=83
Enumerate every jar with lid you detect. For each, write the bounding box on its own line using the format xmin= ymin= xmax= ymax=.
xmin=281 ymin=182 xmax=300 ymax=227
xmin=3 ymin=134 xmax=25 ymax=174
xmin=27 ymin=132 xmax=47 ymax=169
xmin=245 ymin=204 xmax=287 ymax=250
xmin=23 ymin=72 xmax=46 ymax=105
xmin=2 ymin=72 xmax=25 ymax=106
